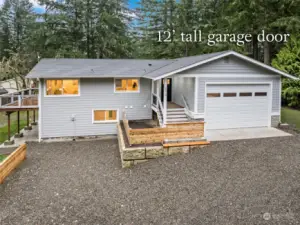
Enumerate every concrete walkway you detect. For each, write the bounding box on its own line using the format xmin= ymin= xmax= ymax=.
xmin=0 ymin=125 xmax=38 ymax=148
xmin=206 ymin=127 xmax=292 ymax=141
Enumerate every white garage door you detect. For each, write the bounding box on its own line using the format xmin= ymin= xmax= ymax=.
xmin=205 ymin=84 xmax=270 ymax=130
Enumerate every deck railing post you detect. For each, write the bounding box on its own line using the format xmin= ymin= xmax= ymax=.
xmin=29 ymin=88 xmax=32 ymax=96
xmin=10 ymin=95 xmax=14 ymax=104
xmin=18 ymin=95 xmax=21 ymax=107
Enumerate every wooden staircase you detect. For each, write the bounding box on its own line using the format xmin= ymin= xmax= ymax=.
xmin=166 ymin=108 xmax=189 ymax=124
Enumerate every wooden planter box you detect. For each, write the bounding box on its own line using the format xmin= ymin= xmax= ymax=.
xmin=0 ymin=144 xmax=26 ymax=184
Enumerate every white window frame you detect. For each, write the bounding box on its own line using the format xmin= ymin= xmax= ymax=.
xmin=44 ymin=79 xmax=80 ymax=97
xmin=114 ymin=78 xmax=140 ymax=93
xmin=92 ymin=109 xmax=119 ymax=124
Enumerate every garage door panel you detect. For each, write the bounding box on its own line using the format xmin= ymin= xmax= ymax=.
xmin=206 ymin=84 xmax=270 ymax=130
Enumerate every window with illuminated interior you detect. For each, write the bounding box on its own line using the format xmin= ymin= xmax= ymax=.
xmin=115 ymin=79 xmax=139 ymax=92
xmin=93 ymin=110 xmax=118 ymax=123
xmin=46 ymin=79 xmax=79 ymax=96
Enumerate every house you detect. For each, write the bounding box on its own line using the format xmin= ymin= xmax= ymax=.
xmin=26 ymin=50 xmax=297 ymax=141
xmin=0 ymin=78 xmax=24 ymax=93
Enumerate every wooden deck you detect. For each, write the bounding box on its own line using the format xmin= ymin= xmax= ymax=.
xmin=0 ymin=88 xmax=38 ymax=112
xmin=167 ymin=102 xmax=183 ymax=109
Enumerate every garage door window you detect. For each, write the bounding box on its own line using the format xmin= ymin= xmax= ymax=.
xmin=239 ymin=92 xmax=252 ymax=97
xmin=207 ymin=93 xmax=221 ymax=98
xmin=223 ymin=93 xmax=237 ymax=97
xmin=255 ymin=92 xmax=267 ymax=96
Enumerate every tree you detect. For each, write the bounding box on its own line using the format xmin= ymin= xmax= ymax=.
xmin=0 ymin=52 xmax=37 ymax=88
xmin=272 ymin=35 xmax=300 ymax=108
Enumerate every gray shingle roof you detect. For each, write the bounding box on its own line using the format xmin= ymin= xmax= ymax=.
xmin=143 ymin=51 xmax=228 ymax=79
xmin=0 ymin=87 xmax=8 ymax=95
xmin=26 ymin=58 xmax=173 ymax=79
xmin=26 ymin=51 xmax=230 ymax=79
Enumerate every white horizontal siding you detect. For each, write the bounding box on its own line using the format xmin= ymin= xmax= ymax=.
xmin=180 ymin=56 xmax=271 ymax=74
xmin=40 ymin=78 xmax=152 ymax=138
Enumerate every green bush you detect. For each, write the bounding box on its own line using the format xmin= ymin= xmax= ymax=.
xmin=272 ymin=35 xmax=300 ymax=108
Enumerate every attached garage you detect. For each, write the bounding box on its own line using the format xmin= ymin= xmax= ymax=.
xmin=205 ymin=83 xmax=271 ymax=130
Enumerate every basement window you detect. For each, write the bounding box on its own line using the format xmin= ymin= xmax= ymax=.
xmin=115 ymin=78 xmax=139 ymax=92
xmin=46 ymin=79 xmax=79 ymax=96
xmin=93 ymin=110 xmax=118 ymax=123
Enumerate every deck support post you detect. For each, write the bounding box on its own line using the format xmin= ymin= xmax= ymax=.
xmin=15 ymin=111 xmax=24 ymax=138
xmin=4 ymin=112 xmax=14 ymax=146
xmin=17 ymin=111 xmax=20 ymax=133
xmin=24 ymin=110 xmax=32 ymax=131
xmin=163 ymin=78 xmax=168 ymax=127
xmin=31 ymin=110 xmax=37 ymax=125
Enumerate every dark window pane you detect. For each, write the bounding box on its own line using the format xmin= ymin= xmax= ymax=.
xmin=240 ymin=92 xmax=252 ymax=97
xmin=255 ymin=92 xmax=267 ymax=96
xmin=207 ymin=93 xmax=221 ymax=98
xmin=223 ymin=93 xmax=237 ymax=97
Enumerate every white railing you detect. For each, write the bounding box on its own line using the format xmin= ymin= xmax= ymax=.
xmin=0 ymin=88 xmax=39 ymax=108
xmin=182 ymin=95 xmax=205 ymax=119
xmin=182 ymin=95 xmax=190 ymax=111
xmin=152 ymin=93 xmax=165 ymax=127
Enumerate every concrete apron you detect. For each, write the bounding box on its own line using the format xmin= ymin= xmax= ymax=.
xmin=206 ymin=127 xmax=292 ymax=142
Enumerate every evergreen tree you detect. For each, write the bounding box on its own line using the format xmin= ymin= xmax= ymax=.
xmin=272 ymin=35 xmax=300 ymax=108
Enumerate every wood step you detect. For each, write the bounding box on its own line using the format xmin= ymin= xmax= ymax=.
xmin=167 ymin=111 xmax=186 ymax=115
xmin=166 ymin=118 xmax=189 ymax=122
xmin=167 ymin=108 xmax=185 ymax=112
xmin=167 ymin=115 xmax=188 ymax=119
xmin=163 ymin=141 xmax=210 ymax=148
xmin=164 ymin=137 xmax=207 ymax=143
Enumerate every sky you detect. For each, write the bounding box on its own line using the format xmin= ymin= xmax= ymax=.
xmin=0 ymin=0 xmax=140 ymax=11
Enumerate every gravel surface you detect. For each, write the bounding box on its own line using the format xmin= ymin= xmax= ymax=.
xmin=1 ymin=132 xmax=300 ymax=225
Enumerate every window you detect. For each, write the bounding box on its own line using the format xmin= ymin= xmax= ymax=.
xmin=207 ymin=93 xmax=221 ymax=98
xmin=223 ymin=93 xmax=237 ymax=97
xmin=46 ymin=79 xmax=79 ymax=96
xmin=93 ymin=110 xmax=118 ymax=123
xmin=255 ymin=92 xmax=267 ymax=97
xmin=115 ymin=79 xmax=139 ymax=92
xmin=239 ymin=92 xmax=252 ymax=97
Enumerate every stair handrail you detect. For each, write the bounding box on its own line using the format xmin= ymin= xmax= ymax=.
xmin=152 ymin=93 xmax=165 ymax=126
xmin=182 ymin=95 xmax=190 ymax=111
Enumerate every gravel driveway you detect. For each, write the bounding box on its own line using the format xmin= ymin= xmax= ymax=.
xmin=1 ymin=132 xmax=300 ymax=225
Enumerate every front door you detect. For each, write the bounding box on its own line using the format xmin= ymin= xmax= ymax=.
xmin=161 ymin=78 xmax=172 ymax=102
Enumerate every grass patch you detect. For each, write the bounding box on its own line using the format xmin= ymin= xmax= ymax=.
xmin=0 ymin=154 xmax=7 ymax=163
xmin=281 ymin=107 xmax=300 ymax=129
xmin=0 ymin=120 xmax=27 ymax=143
xmin=0 ymin=111 xmax=38 ymax=144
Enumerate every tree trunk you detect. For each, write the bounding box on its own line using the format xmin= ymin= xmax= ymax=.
xmin=264 ymin=41 xmax=270 ymax=65
xmin=252 ymin=34 xmax=259 ymax=60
